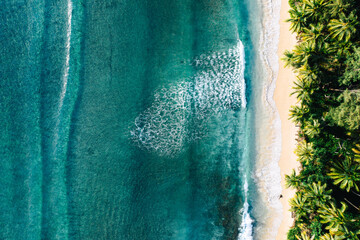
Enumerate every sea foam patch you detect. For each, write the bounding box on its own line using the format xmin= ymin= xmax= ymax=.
xmin=238 ymin=178 xmax=254 ymax=240
xmin=131 ymin=41 xmax=246 ymax=156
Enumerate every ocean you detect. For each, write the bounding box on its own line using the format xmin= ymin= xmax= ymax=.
xmin=0 ymin=0 xmax=282 ymax=239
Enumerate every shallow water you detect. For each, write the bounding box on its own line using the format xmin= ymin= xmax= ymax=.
xmin=0 ymin=0 xmax=278 ymax=239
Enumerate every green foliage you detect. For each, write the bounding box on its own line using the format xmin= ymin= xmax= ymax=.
xmin=341 ymin=47 xmax=360 ymax=86
xmin=319 ymin=233 xmax=346 ymax=240
xmin=303 ymin=119 xmax=320 ymax=138
xmin=287 ymin=3 xmax=309 ymax=33
xmin=304 ymin=0 xmax=329 ymax=22
xmin=290 ymin=193 xmax=310 ymax=220
xmin=309 ymin=219 xmax=323 ymax=238
xmin=288 ymin=226 xmax=303 ymax=240
xmin=328 ymin=90 xmax=360 ymax=131
xmin=328 ymin=0 xmax=351 ymax=17
xmin=295 ymin=140 xmax=314 ymax=164
xmin=328 ymin=157 xmax=360 ymax=192
xmin=305 ymin=182 xmax=332 ymax=207
xmin=352 ymin=144 xmax=360 ymax=163
xmin=286 ymin=169 xmax=304 ymax=189
xmin=319 ymin=202 xmax=349 ymax=235
xmin=289 ymin=105 xmax=309 ymax=124
xmin=328 ymin=12 xmax=358 ymax=42
xmin=296 ymin=231 xmax=315 ymax=240
xmin=285 ymin=0 xmax=360 ymax=238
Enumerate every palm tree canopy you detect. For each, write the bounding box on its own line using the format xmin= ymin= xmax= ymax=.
xmin=295 ymin=140 xmax=314 ymax=164
xmin=286 ymin=169 xmax=303 ymax=189
xmin=287 ymin=4 xmax=309 ymax=33
xmin=290 ymin=192 xmax=310 ymax=219
xmin=319 ymin=202 xmax=350 ymax=235
xmin=328 ymin=0 xmax=351 ymax=17
xmin=328 ymin=12 xmax=358 ymax=42
xmin=305 ymin=181 xmax=332 ymax=206
xmin=328 ymin=157 xmax=360 ymax=192
xmin=320 ymin=233 xmax=346 ymax=240
xmin=296 ymin=231 xmax=315 ymax=240
xmin=304 ymin=0 xmax=330 ymax=21
xmin=301 ymin=23 xmax=325 ymax=46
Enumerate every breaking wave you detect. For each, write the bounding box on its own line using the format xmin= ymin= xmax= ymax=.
xmin=131 ymin=41 xmax=246 ymax=156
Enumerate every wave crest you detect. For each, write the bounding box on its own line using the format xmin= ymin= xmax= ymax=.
xmin=131 ymin=41 xmax=247 ymax=156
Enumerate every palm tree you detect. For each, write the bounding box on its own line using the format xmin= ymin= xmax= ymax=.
xmin=289 ymin=104 xmax=309 ymax=124
xmin=305 ymin=181 xmax=332 ymax=207
xmin=301 ymin=24 xmax=325 ymax=47
xmin=328 ymin=0 xmax=350 ymax=17
xmin=283 ymin=50 xmax=298 ymax=68
xmin=298 ymin=66 xmax=320 ymax=85
xmin=290 ymin=193 xmax=310 ymax=220
xmin=287 ymin=4 xmax=309 ymax=33
xmin=293 ymin=42 xmax=314 ymax=68
xmin=328 ymin=157 xmax=360 ymax=192
xmin=286 ymin=169 xmax=304 ymax=189
xmin=304 ymin=0 xmax=329 ymax=21
xmin=319 ymin=202 xmax=352 ymax=236
xmin=295 ymin=140 xmax=314 ymax=165
xmin=292 ymin=41 xmax=331 ymax=69
xmin=292 ymin=77 xmax=314 ymax=104
xmin=328 ymin=12 xmax=358 ymax=42
xmin=320 ymin=233 xmax=345 ymax=240
xmin=296 ymin=231 xmax=315 ymax=240
xmin=304 ymin=119 xmax=321 ymax=138
xmin=334 ymin=42 xmax=353 ymax=62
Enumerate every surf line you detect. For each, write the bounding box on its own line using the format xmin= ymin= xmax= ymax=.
xmin=51 ymin=0 xmax=73 ymax=149
xmin=238 ymin=178 xmax=254 ymax=239
xmin=59 ymin=0 xmax=73 ymax=110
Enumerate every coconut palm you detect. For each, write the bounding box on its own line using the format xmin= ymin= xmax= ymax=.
xmin=304 ymin=0 xmax=329 ymax=21
xmin=298 ymin=66 xmax=320 ymax=85
xmin=328 ymin=12 xmax=358 ymax=42
xmin=328 ymin=157 xmax=360 ymax=192
xmin=333 ymin=42 xmax=353 ymax=62
xmin=290 ymin=104 xmax=309 ymax=124
xmin=292 ymin=41 xmax=331 ymax=69
xmin=328 ymin=0 xmax=350 ymax=17
xmin=295 ymin=140 xmax=314 ymax=165
xmin=304 ymin=119 xmax=321 ymax=138
xmin=290 ymin=192 xmax=310 ymax=219
xmin=293 ymin=41 xmax=314 ymax=68
xmin=319 ymin=202 xmax=351 ymax=235
xmin=305 ymin=181 xmax=332 ymax=207
xmin=296 ymin=231 xmax=315 ymax=240
xmin=320 ymin=233 xmax=346 ymax=240
xmin=301 ymin=23 xmax=325 ymax=47
xmin=283 ymin=50 xmax=297 ymax=68
xmin=292 ymin=77 xmax=314 ymax=104
xmin=286 ymin=169 xmax=304 ymax=189
xmin=287 ymin=4 xmax=309 ymax=33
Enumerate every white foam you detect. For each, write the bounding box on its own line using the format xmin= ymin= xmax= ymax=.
xmin=131 ymin=41 xmax=247 ymax=157
xmin=59 ymin=0 xmax=73 ymax=110
xmin=50 ymin=0 xmax=73 ymax=152
xmin=238 ymin=179 xmax=254 ymax=240
xmin=52 ymin=0 xmax=73 ymax=149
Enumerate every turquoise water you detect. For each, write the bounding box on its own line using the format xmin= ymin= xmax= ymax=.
xmin=0 ymin=0 xmax=262 ymax=239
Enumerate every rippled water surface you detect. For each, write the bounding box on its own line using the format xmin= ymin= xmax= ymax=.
xmin=0 ymin=0 xmax=263 ymax=239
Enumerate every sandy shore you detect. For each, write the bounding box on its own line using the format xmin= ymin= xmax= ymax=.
xmin=274 ymin=1 xmax=299 ymax=239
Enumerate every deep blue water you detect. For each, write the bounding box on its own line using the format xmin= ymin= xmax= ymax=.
xmin=0 ymin=0 xmax=259 ymax=239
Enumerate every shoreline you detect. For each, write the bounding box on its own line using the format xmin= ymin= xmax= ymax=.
xmin=274 ymin=1 xmax=299 ymax=239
